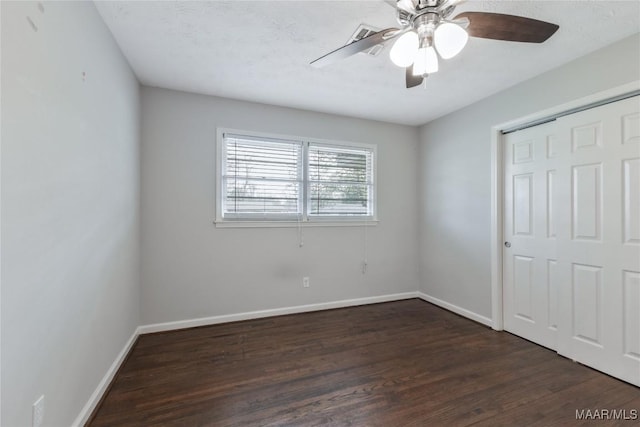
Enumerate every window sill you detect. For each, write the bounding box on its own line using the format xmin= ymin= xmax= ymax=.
xmin=213 ymin=219 xmax=379 ymax=228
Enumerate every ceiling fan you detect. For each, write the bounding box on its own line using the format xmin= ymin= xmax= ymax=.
xmin=310 ymin=0 xmax=560 ymax=88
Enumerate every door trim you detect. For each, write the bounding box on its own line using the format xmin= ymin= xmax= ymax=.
xmin=490 ymin=80 xmax=640 ymax=331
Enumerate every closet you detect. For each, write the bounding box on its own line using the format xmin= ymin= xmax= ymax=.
xmin=502 ymin=96 xmax=639 ymax=386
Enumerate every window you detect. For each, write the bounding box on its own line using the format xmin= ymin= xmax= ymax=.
xmin=217 ymin=130 xmax=376 ymax=224
xmin=222 ymin=134 xmax=302 ymax=219
xmin=308 ymin=143 xmax=373 ymax=217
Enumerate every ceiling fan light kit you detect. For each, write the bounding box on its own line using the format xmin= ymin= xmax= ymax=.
xmin=413 ymin=46 xmax=439 ymax=76
xmin=434 ymin=22 xmax=469 ymax=59
xmin=390 ymin=31 xmax=419 ymax=67
xmin=311 ymin=0 xmax=560 ymax=89
xmin=391 ymin=4 xmax=467 ymax=77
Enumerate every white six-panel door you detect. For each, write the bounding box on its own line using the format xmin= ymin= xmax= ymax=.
xmin=503 ymin=96 xmax=640 ymax=386
xmin=555 ymin=96 xmax=640 ymax=386
xmin=503 ymin=122 xmax=558 ymax=351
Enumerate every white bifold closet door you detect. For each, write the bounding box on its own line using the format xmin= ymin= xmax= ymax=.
xmin=555 ymin=96 xmax=640 ymax=386
xmin=503 ymin=121 xmax=558 ymax=351
xmin=503 ymin=96 xmax=640 ymax=386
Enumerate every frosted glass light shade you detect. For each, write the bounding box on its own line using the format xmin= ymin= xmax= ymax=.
xmin=434 ymin=22 xmax=468 ymax=59
xmin=412 ymin=46 xmax=438 ymax=76
xmin=390 ymin=31 xmax=419 ymax=67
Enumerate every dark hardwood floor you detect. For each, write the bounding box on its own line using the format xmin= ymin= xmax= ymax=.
xmin=88 ymin=299 xmax=640 ymax=426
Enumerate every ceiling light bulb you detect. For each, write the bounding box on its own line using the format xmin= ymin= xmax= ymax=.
xmin=412 ymin=46 xmax=438 ymax=76
xmin=390 ymin=31 xmax=419 ymax=67
xmin=434 ymin=22 xmax=468 ymax=59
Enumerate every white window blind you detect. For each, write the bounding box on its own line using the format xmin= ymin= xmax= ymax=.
xmin=218 ymin=131 xmax=376 ymax=222
xmin=308 ymin=144 xmax=374 ymax=217
xmin=222 ymin=134 xmax=302 ymax=218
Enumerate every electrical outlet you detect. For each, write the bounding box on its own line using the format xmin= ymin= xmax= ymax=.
xmin=33 ymin=395 xmax=44 ymax=427
xmin=303 ymin=276 xmax=310 ymax=288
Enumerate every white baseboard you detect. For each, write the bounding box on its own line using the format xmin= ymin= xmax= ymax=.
xmin=72 ymin=327 xmax=140 ymax=427
xmin=138 ymin=292 xmax=419 ymax=334
xmin=417 ymin=292 xmax=493 ymax=327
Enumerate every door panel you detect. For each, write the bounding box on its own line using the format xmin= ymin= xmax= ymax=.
xmin=546 ymin=170 xmax=556 ymax=238
xmin=513 ymin=174 xmax=533 ymax=236
xmin=623 ymin=270 xmax=640 ymax=360
xmin=547 ymin=259 xmax=558 ymax=330
xmin=571 ymin=263 xmax=602 ymax=346
xmin=572 ymin=163 xmax=602 ymax=241
xmin=514 ymin=255 xmax=534 ymax=321
xmin=623 ymin=158 xmax=640 ymax=244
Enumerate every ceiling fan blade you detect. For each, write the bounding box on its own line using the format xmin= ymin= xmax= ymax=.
xmin=406 ymin=67 xmax=423 ymax=88
xmin=438 ymin=0 xmax=466 ymax=11
xmin=311 ymin=28 xmax=400 ymax=68
xmin=453 ymin=12 xmax=559 ymax=43
xmin=396 ymin=0 xmax=417 ymax=14
xmin=446 ymin=16 xmax=470 ymax=29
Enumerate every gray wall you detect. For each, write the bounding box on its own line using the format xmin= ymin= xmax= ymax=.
xmin=2 ymin=1 xmax=637 ymax=423
xmin=418 ymin=33 xmax=640 ymax=319
xmin=1 ymin=2 xmax=140 ymax=426
xmin=140 ymin=87 xmax=419 ymax=324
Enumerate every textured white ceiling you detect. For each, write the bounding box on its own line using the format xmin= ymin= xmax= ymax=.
xmin=94 ymin=1 xmax=640 ymax=126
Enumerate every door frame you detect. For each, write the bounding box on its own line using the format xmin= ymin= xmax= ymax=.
xmin=489 ymin=80 xmax=640 ymax=331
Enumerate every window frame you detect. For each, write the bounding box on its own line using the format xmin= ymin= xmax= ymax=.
xmin=215 ymin=128 xmax=378 ymax=227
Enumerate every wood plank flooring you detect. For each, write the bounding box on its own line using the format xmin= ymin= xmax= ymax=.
xmin=88 ymin=299 xmax=640 ymax=426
